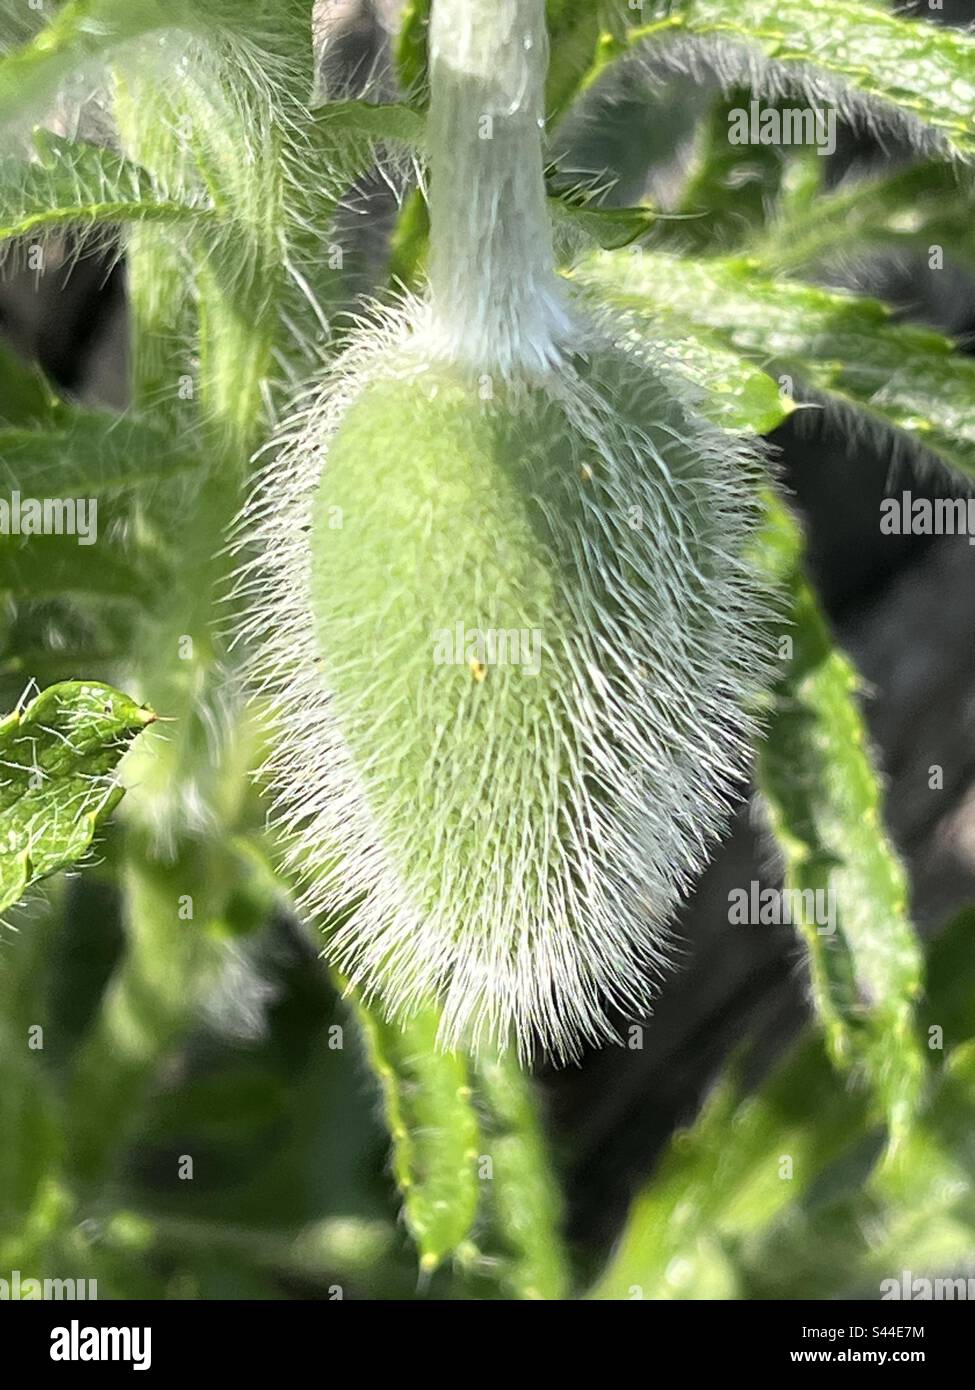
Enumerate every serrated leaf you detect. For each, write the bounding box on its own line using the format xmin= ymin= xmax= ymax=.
xmin=0 ymin=0 xmax=315 ymax=152
xmin=599 ymin=0 xmax=975 ymax=159
xmin=0 ymin=414 xmax=171 ymax=598
xmin=573 ymin=250 xmax=975 ymax=478
xmin=590 ymin=904 xmax=975 ymax=1301
xmin=0 ymin=0 xmax=202 ymax=132
xmin=757 ymin=495 xmax=924 ymax=1147
xmin=349 ymin=995 xmax=480 ymax=1272
xmin=0 ymin=680 xmax=155 ymax=914
xmin=310 ymin=100 xmax=425 ymax=212
xmin=0 ymin=131 xmax=211 ymax=243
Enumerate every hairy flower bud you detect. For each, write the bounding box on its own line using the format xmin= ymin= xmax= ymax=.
xmin=237 ymin=0 xmax=775 ymax=1057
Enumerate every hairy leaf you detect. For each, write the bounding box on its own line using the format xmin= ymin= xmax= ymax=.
xmin=574 ymin=250 xmax=975 ymax=477
xmin=606 ymin=304 xmax=791 ymax=435
xmin=0 ymin=0 xmax=313 ymax=128
xmin=0 ymin=413 xmax=203 ymax=497
xmin=757 ymin=495 xmax=924 ymax=1147
xmin=550 ymin=197 xmax=655 ymax=254
xmin=738 ymin=1042 xmax=975 ymax=1298
xmin=0 ymin=536 xmax=154 ymax=603
xmin=0 ymin=681 xmax=154 ymax=915
xmin=676 ymin=87 xmax=792 ymax=254
xmin=314 ymin=99 xmax=426 ymax=156
xmin=0 ymin=131 xmax=210 ymax=245
xmin=598 ymin=0 xmax=975 ymax=159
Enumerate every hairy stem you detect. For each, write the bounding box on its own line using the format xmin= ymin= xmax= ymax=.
xmin=426 ymin=0 xmax=570 ymax=374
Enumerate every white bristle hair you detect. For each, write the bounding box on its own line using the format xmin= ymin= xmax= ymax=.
xmin=232 ymin=0 xmax=777 ymax=1060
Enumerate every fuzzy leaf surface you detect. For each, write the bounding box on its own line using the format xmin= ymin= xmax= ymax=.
xmin=0 ymin=681 xmax=154 ymax=914
xmin=599 ymin=1 xmax=975 ymax=158
xmin=575 ymin=250 xmax=975 ymax=477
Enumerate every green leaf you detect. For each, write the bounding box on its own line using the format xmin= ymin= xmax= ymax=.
xmin=388 ymin=186 xmax=430 ymax=291
xmin=757 ymin=495 xmax=924 ymax=1147
xmin=0 ymin=536 xmax=154 ymax=603
xmin=0 ymin=412 xmax=203 ymax=497
xmin=737 ymin=1041 xmax=975 ymax=1298
xmin=0 ymin=680 xmax=155 ymax=915
xmin=313 ymin=100 xmax=426 ymax=160
xmin=475 ymin=1053 xmax=570 ymax=1300
xmin=589 ymin=1033 xmax=870 ymax=1300
xmin=0 ymin=342 xmax=60 ymax=427
xmin=349 ymin=995 xmax=480 ymax=1272
xmin=0 ymin=0 xmax=313 ymax=129
xmin=395 ymin=0 xmax=432 ymax=105
xmin=590 ymin=908 xmax=975 ymax=1300
xmin=603 ymin=301 xmax=792 ymax=435
xmin=573 ymin=250 xmax=975 ymax=478
xmin=550 ymin=196 xmax=655 ymax=253
xmin=597 ymin=0 xmax=975 ymax=159
xmin=0 ymin=0 xmax=208 ymax=131
xmin=0 ymin=413 xmax=174 ymax=601
xmin=310 ymin=100 xmax=425 ymax=218
xmin=0 ymin=131 xmax=210 ymax=243
xmin=745 ymin=160 xmax=975 ymax=276
xmin=545 ymin=0 xmax=603 ymax=126
xmin=676 ymin=87 xmax=793 ymax=254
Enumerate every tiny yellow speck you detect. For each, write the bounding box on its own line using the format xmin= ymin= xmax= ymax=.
xmin=580 ymin=464 xmax=593 ymax=482
xmin=470 ymin=659 xmax=487 ymax=682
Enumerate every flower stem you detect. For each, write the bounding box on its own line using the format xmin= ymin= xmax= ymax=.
xmin=426 ymin=0 xmax=570 ymax=375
